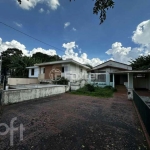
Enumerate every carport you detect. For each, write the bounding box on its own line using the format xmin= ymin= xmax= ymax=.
xmin=111 ymin=70 xmax=150 ymax=99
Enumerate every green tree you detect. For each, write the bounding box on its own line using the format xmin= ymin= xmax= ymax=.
xmin=18 ymin=0 xmax=115 ymax=24
xmin=130 ymin=55 xmax=150 ymax=70
xmin=1 ymin=48 xmax=23 ymax=75
xmin=8 ymin=55 xmax=42 ymax=77
xmin=32 ymin=52 xmax=62 ymax=62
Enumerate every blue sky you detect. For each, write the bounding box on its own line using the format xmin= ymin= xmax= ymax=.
xmin=0 ymin=0 xmax=150 ymax=66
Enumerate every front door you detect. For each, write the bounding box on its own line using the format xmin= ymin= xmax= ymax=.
xmin=115 ymin=75 xmax=120 ymax=85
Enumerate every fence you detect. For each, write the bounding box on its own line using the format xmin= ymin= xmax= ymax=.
xmin=133 ymin=90 xmax=150 ymax=136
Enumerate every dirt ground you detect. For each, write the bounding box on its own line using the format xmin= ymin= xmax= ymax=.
xmin=0 ymin=90 xmax=149 ymax=150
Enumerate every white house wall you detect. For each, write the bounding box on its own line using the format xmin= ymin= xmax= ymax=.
xmin=29 ymin=68 xmax=39 ymax=78
xmin=40 ymin=67 xmax=45 ymax=74
xmin=62 ymin=63 xmax=88 ymax=82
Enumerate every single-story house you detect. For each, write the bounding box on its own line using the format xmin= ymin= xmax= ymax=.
xmin=90 ymin=60 xmax=132 ymax=87
xmin=26 ymin=59 xmax=91 ymax=90
xmin=90 ymin=60 xmax=150 ymax=99
xmin=26 ymin=59 xmax=150 ymax=99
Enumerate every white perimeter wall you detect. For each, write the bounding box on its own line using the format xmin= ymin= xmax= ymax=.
xmin=2 ymin=85 xmax=69 ymax=105
xmin=8 ymin=78 xmax=39 ymax=85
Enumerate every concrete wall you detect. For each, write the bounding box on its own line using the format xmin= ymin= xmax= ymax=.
xmin=1 ymin=85 xmax=69 ymax=105
xmin=8 ymin=78 xmax=39 ymax=85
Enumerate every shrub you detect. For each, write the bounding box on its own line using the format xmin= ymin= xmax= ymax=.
xmin=53 ymin=77 xmax=69 ymax=85
xmin=104 ymin=86 xmax=117 ymax=92
xmin=71 ymin=84 xmax=115 ymax=98
xmin=85 ymin=84 xmax=95 ymax=92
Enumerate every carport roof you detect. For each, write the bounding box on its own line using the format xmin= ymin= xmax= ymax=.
xmin=112 ymin=70 xmax=150 ymax=74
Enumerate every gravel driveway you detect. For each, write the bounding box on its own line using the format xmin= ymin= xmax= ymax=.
xmin=0 ymin=92 xmax=148 ymax=150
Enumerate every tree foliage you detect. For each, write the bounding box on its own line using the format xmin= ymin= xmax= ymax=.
xmin=93 ymin=0 xmax=114 ymax=24
xmin=130 ymin=55 xmax=150 ymax=70
xmin=32 ymin=52 xmax=62 ymax=63
xmin=8 ymin=55 xmax=42 ymax=77
xmin=1 ymin=48 xmax=62 ymax=78
xmin=17 ymin=0 xmax=115 ymax=24
xmin=1 ymin=48 xmax=23 ymax=75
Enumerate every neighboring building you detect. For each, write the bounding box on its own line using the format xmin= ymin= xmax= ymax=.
xmin=26 ymin=59 xmax=90 ymax=90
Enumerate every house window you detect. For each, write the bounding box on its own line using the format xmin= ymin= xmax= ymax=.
xmin=97 ymin=74 xmax=106 ymax=82
xmin=43 ymin=68 xmax=45 ymax=73
xmin=31 ymin=69 xmax=34 ymax=76
xmin=80 ymin=68 xmax=82 ymax=72
xmin=64 ymin=66 xmax=68 ymax=72
xmin=62 ymin=67 xmax=64 ymax=73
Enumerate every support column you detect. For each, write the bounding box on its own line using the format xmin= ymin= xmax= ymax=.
xmin=148 ymin=73 xmax=150 ymax=90
xmin=113 ymin=74 xmax=115 ymax=88
xmin=88 ymin=73 xmax=91 ymax=83
xmin=128 ymin=73 xmax=133 ymax=100
xmin=106 ymin=72 xmax=110 ymax=86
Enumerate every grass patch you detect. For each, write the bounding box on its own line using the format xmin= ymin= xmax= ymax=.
xmin=71 ymin=84 xmax=117 ymax=98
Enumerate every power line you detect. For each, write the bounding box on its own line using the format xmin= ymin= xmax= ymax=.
xmin=0 ymin=21 xmax=65 ymax=53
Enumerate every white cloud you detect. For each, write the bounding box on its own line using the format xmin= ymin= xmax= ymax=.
xmin=47 ymin=0 xmax=60 ymax=10
xmin=16 ymin=0 xmax=60 ymax=10
xmin=64 ymin=22 xmax=70 ymax=28
xmin=105 ymin=20 xmax=150 ymax=64
xmin=62 ymin=41 xmax=104 ymax=66
xmin=1 ymin=19 xmax=150 ymax=67
xmin=105 ymin=42 xmax=148 ymax=64
xmin=73 ymin=27 xmax=76 ymax=31
xmin=39 ymin=8 xmax=44 ymax=13
xmin=132 ymin=20 xmax=150 ymax=45
xmin=0 ymin=38 xmax=29 ymax=55
xmin=0 ymin=38 xmax=102 ymax=66
xmin=30 ymin=47 xmax=56 ymax=56
xmin=14 ymin=22 xmax=22 ymax=28
xmin=0 ymin=38 xmax=57 ymax=57
xmin=132 ymin=19 xmax=150 ymax=56
xmin=106 ymin=42 xmax=132 ymax=64
xmin=78 ymin=48 xmax=82 ymax=53
xmin=47 ymin=10 xmax=50 ymax=14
